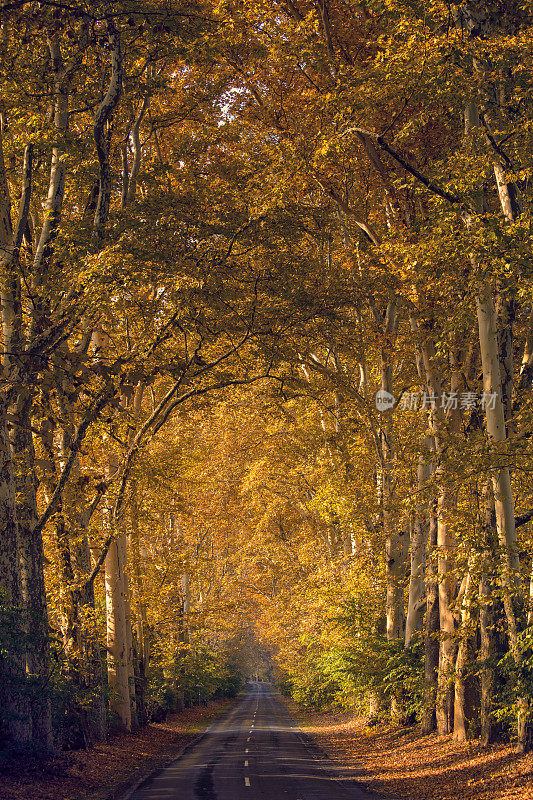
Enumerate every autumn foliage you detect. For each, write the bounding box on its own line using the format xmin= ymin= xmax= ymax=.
xmin=0 ymin=0 xmax=532 ymax=760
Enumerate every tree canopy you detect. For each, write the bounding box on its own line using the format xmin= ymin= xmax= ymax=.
xmin=0 ymin=0 xmax=533 ymax=755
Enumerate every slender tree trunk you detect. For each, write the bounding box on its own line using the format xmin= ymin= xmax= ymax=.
xmin=476 ymin=480 xmax=496 ymax=745
xmin=10 ymin=391 xmax=51 ymax=748
xmin=105 ymin=527 xmax=131 ymax=731
xmin=422 ymin=496 xmax=439 ymax=733
xmin=9 ymin=35 xmax=77 ymax=748
xmin=44 ymin=386 xmax=107 ymax=745
xmin=453 ymin=565 xmax=477 ymax=742
xmin=527 ymin=561 xmax=533 ymax=626
xmin=93 ymin=21 xmax=122 ymax=239
xmin=479 ymin=582 xmax=495 ymax=745
xmin=405 ymin=438 xmax=432 ymax=646
xmin=120 ymin=143 xmax=129 ymax=210
xmin=368 ymin=690 xmax=381 ymax=721
xmin=458 ymin=23 xmax=530 ymax=747
xmin=0 ymin=120 xmax=41 ymax=748
xmin=76 ymin=582 xmax=107 ymax=739
xmin=378 ymin=301 xmax=407 ymax=722
xmin=435 ymin=482 xmax=458 ymax=735
xmin=419 ymin=335 xmax=458 ymax=735
xmin=0 ymin=399 xmax=31 ymax=745
xmin=384 ymin=488 xmax=406 ymax=642
xmin=68 ymin=482 xmax=106 ymax=741
xmin=104 ymin=449 xmax=131 ymax=731
xmin=476 ymin=285 xmax=530 ymax=751
xmin=169 ymin=512 xmax=191 ymax=710
xmin=126 ymin=96 xmax=150 ymax=205
xmin=129 ymin=492 xmax=149 ymax=725
xmin=476 ymin=288 xmax=518 ymax=571
xmin=121 ymin=531 xmax=138 ymax=729
xmin=380 ymin=302 xmax=405 ymax=644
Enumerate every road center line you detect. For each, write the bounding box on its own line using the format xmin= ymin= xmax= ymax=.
xmin=245 ymin=760 xmax=248 ymax=767
xmin=244 ymin=777 xmax=251 ymax=787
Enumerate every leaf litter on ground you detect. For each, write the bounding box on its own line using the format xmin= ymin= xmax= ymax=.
xmin=291 ymin=706 xmax=533 ymax=800
xmin=0 ymin=699 xmax=234 ymax=800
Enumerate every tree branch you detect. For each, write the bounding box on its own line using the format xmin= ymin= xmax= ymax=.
xmin=93 ymin=20 xmax=123 ymax=237
xmin=342 ymin=127 xmax=460 ymax=204
xmin=515 ymin=509 xmax=533 ymax=529
xmin=33 ymin=380 xmax=119 ymax=538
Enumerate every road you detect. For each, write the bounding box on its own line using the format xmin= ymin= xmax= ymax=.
xmin=128 ymin=683 xmax=381 ymax=800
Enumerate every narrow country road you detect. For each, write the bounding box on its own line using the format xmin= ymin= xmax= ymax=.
xmin=128 ymin=683 xmax=381 ymax=800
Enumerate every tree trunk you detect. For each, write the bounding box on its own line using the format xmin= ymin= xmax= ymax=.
xmin=0 ymin=119 xmax=42 ymax=748
xmin=476 ymin=285 xmax=530 ymax=751
xmin=0 ymin=399 xmax=31 ymax=745
xmin=10 ymin=391 xmax=51 ymax=748
xmin=69 ymin=485 xmax=107 ymax=740
xmin=421 ymin=497 xmax=439 ymax=733
xmin=479 ymin=571 xmax=495 ymax=745
xmin=379 ymin=302 xmax=405 ymax=644
xmin=126 ymin=96 xmax=150 ymax=204
xmin=436 ymin=483 xmax=457 ymax=735
xmin=405 ymin=438 xmax=432 ymax=647
xmin=104 ymin=448 xmax=131 ymax=732
xmin=476 ymin=288 xmax=518 ymax=572
xmin=129 ymin=493 xmax=149 ymax=725
xmin=384 ymin=495 xmax=406 ymax=642
xmin=74 ymin=554 xmax=106 ymax=739
xmin=93 ymin=21 xmax=122 ymax=238
xmin=527 ymin=561 xmax=533 ymax=626
xmin=176 ymin=568 xmax=191 ymax=710
xmin=105 ymin=528 xmax=132 ymax=731
xmin=45 ymin=380 xmax=108 ymax=743
xmin=368 ymin=690 xmax=381 ymax=721
xmin=419 ymin=335 xmax=458 ymax=735
xmin=121 ymin=530 xmax=138 ymax=730
xmin=461 ymin=38 xmax=529 ymax=743
xmin=479 ymin=481 xmax=496 ymax=746
xmin=453 ymin=567 xmax=476 ymax=742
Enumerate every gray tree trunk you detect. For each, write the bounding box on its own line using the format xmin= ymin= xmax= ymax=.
xmin=405 ymin=438 xmax=433 ymax=647
xmin=0 ymin=398 xmax=31 ymax=744
xmin=421 ymin=497 xmax=439 ymax=733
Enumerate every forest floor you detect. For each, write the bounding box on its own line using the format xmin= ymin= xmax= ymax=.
xmin=0 ymin=699 xmax=235 ymax=800
xmin=292 ymin=705 xmax=533 ymax=800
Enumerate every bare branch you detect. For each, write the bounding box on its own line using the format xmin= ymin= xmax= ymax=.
xmin=93 ymin=20 xmax=123 ymax=237
xmin=342 ymin=127 xmax=460 ymax=204
xmin=33 ymin=380 xmax=119 ymax=538
xmin=515 ymin=509 xmax=533 ymax=529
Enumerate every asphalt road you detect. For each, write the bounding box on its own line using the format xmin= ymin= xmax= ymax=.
xmin=128 ymin=682 xmax=381 ymax=800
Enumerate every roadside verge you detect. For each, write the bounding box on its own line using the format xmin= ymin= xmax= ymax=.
xmin=287 ymin=704 xmax=533 ymax=800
